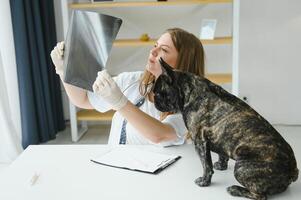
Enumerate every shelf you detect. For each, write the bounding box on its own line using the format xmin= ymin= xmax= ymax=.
xmin=77 ymin=109 xmax=115 ymax=121
xmin=69 ymin=0 xmax=233 ymax=9
xmin=205 ymin=73 xmax=231 ymax=84
xmin=114 ymin=37 xmax=232 ymax=47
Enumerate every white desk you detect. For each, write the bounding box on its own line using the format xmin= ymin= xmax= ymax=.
xmin=0 ymin=144 xmax=300 ymax=200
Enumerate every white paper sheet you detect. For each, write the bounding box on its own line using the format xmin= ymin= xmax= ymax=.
xmin=91 ymin=146 xmax=180 ymax=174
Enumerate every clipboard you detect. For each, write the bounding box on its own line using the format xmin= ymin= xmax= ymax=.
xmin=90 ymin=146 xmax=181 ymax=174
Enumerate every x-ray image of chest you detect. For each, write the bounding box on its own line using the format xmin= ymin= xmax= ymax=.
xmin=63 ymin=10 xmax=122 ymax=91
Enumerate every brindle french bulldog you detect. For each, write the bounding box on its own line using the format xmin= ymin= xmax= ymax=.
xmin=153 ymin=58 xmax=298 ymax=200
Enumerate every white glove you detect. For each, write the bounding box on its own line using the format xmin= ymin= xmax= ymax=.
xmin=50 ymin=41 xmax=65 ymax=77
xmin=93 ymin=70 xmax=128 ymax=110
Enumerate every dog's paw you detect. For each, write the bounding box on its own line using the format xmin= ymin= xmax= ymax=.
xmin=194 ymin=176 xmax=211 ymax=187
xmin=227 ymin=185 xmax=267 ymax=200
xmin=213 ymin=161 xmax=228 ymax=170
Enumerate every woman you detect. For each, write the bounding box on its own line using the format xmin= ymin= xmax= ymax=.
xmin=51 ymin=28 xmax=204 ymax=146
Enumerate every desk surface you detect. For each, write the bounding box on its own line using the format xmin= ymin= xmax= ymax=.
xmin=0 ymin=144 xmax=300 ymax=200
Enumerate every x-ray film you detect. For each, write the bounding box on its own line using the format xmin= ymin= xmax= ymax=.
xmin=63 ymin=10 xmax=122 ymax=91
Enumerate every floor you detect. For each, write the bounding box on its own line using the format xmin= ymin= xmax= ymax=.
xmin=45 ymin=123 xmax=111 ymax=145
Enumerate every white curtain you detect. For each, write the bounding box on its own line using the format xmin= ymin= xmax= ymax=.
xmin=0 ymin=0 xmax=23 ymax=164
xmin=0 ymin=52 xmax=22 ymax=163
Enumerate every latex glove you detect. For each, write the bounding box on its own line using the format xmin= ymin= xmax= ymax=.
xmin=93 ymin=70 xmax=128 ymax=110
xmin=50 ymin=41 xmax=65 ymax=77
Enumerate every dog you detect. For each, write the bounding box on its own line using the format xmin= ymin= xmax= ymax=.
xmin=153 ymin=58 xmax=298 ymax=200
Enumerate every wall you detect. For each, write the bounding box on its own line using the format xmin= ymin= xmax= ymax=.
xmin=238 ymin=0 xmax=301 ymax=124
xmin=54 ymin=0 xmax=72 ymax=120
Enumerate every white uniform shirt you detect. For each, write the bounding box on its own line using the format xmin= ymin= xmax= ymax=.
xmin=87 ymin=71 xmax=188 ymax=147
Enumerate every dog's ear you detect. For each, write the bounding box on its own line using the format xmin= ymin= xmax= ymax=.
xmin=159 ymin=57 xmax=175 ymax=80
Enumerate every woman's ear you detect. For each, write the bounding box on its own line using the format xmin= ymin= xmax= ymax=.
xmin=159 ymin=57 xmax=175 ymax=79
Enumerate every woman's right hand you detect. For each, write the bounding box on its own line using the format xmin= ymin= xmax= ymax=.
xmin=50 ymin=41 xmax=65 ymax=77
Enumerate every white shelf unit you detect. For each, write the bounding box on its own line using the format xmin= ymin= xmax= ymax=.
xmin=61 ymin=0 xmax=239 ymax=142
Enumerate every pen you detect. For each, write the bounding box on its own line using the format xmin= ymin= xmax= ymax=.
xmin=29 ymin=172 xmax=40 ymax=186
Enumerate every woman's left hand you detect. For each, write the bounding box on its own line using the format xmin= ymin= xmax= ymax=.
xmin=93 ymin=70 xmax=128 ymax=110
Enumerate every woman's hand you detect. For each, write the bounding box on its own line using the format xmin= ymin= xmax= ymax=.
xmin=50 ymin=41 xmax=93 ymax=109
xmin=93 ymin=70 xmax=128 ymax=110
xmin=50 ymin=41 xmax=65 ymax=77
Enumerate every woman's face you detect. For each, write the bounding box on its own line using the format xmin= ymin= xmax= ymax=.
xmin=147 ymin=33 xmax=178 ymax=78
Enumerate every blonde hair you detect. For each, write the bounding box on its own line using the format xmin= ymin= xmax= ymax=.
xmin=139 ymin=28 xmax=205 ymax=120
